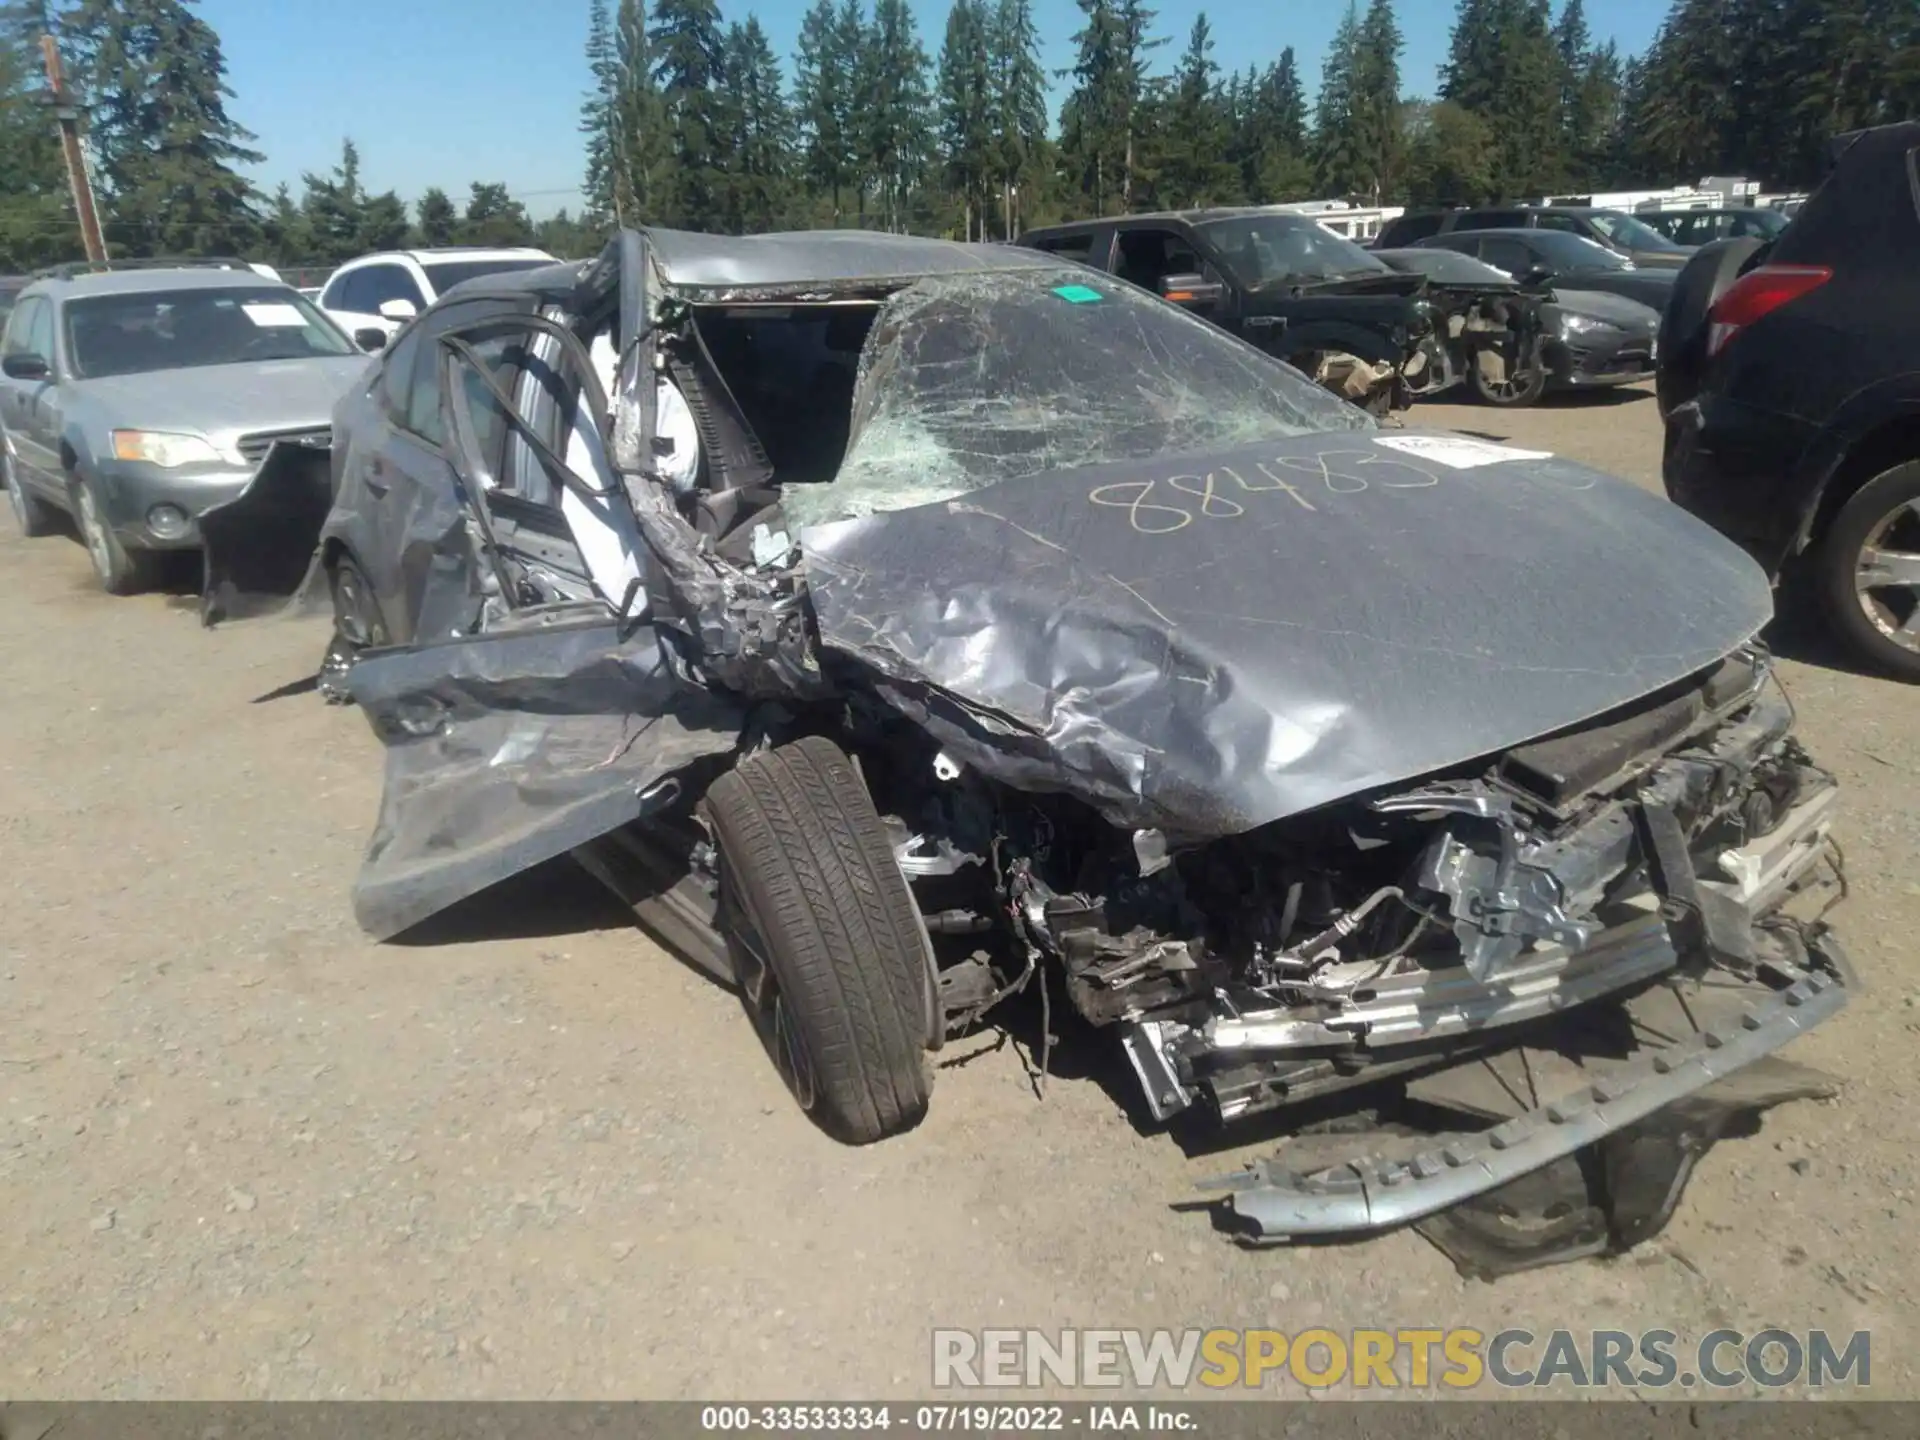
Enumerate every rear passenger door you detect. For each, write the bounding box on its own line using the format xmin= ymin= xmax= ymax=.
xmin=1 ymin=298 xmax=60 ymax=488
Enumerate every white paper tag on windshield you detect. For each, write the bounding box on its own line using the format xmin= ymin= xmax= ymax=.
xmin=1372 ymin=435 xmax=1554 ymax=469
xmin=241 ymin=302 xmax=306 ymax=328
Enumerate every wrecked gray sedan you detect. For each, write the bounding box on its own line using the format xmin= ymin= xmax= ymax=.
xmin=208 ymin=228 xmax=1854 ymax=1272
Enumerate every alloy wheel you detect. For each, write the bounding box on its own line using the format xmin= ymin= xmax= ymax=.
xmin=1853 ymin=497 xmax=1920 ymax=655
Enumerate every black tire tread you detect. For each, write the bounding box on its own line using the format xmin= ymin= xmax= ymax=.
xmin=4 ymin=458 xmax=58 ymax=538
xmin=706 ymin=736 xmax=931 ymax=1143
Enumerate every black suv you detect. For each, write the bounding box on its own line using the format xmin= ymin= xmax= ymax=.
xmin=1377 ymin=206 xmax=1692 ymax=268
xmin=1658 ymin=121 xmax=1920 ymax=682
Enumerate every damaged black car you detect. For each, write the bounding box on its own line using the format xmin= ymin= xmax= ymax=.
xmin=1018 ymin=209 xmax=1546 ymax=412
xmin=205 ymin=228 xmax=1854 ymax=1265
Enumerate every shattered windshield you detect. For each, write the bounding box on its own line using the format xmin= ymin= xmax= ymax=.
xmin=1199 ymin=216 xmax=1392 ymax=286
xmin=783 ymin=269 xmax=1372 ymax=530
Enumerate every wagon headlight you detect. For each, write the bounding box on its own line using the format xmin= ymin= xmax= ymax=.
xmin=111 ymin=429 xmax=222 ymax=468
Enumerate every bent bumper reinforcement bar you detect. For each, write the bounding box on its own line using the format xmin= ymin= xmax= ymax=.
xmin=1197 ymin=933 xmax=1853 ymax=1239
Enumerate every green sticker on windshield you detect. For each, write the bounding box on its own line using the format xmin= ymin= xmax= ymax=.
xmin=1052 ymin=283 xmax=1104 ymax=304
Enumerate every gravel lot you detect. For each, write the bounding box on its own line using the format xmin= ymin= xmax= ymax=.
xmin=2 ymin=381 xmax=1915 ymax=1400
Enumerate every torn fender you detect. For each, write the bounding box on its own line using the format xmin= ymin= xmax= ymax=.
xmin=198 ymin=440 xmax=336 ymax=626
xmin=344 ymin=612 xmax=748 ymax=940
xmin=800 ymin=429 xmax=1776 ymax=839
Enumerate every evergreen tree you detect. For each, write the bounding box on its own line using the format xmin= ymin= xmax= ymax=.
xmin=1060 ymin=0 xmax=1125 ymax=213
xmin=1114 ymin=0 xmax=1163 ymax=208
xmin=460 ymin=181 xmax=533 ymax=246
xmin=609 ymin=0 xmax=667 ymax=225
xmin=794 ymin=0 xmax=860 ymax=223
xmin=1403 ymin=97 xmax=1497 ymax=203
xmin=1059 ymin=0 xmax=1161 ymax=215
xmin=0 ymin=1 xmax=74 ymax=269
xmin=298 ymin=139 xmax=369 ymax=265
xmin=720 ymin=16 xmax=791 ymax=234
xmin=1354 ymin=0 xmax=1404 ymax=200
xmin=260 ymin=182 xmax=306 ymax=267
xmin=357 ymin=188 xmax=411 ymax=252
xmin=938 ymin=0 xmax=995 ymax=238
xmin=1234 ymin=48 xmax=1313 ymax=201
xmin=63 ymin=0 xmax=262 ymax=257
xmin=1158 ymin=15 xmax=1236 ymax=208
xmin=1439 ymin=0 xmax=1563 ymax=198
xmin=986 ymin=0 xmax=1048 ymax=237
xmin=416 ymin=186 xmax=457 ymax=246
xmin=864 ymin=0 xmax=933 ymax=231
xmin=650 ymin=0 xmax=728 ymax=229
xmin=581 ymin=0 xmax=617 ymax=222
xmin=1313 ymin=4 xmax=1368 ymax=196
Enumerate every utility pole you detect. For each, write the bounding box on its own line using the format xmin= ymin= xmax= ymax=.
xmin=40 ymin=33 xmax=107 ymax=264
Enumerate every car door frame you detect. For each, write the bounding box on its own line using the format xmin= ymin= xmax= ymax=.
xmin=1023 ymin=223 xmax=1118 ymax=276
xmin=1108 ymin=217 xmax=1244 ymax=329
xmin=337 ymin=239 xmax=754 ymax=942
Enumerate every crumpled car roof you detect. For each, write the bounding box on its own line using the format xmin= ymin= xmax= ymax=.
xmin=644 ymin=228 xmax=1057 ymax=291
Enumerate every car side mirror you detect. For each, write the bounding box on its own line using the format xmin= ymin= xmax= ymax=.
xmin=1159 ymin=273 xmax=1225 ymax=310
xmin=353 ymin=328 xmax=388 ymax=353
xmin=2 ymin=352 xmax=49 ymax=381
xmin=377 ymin=298 xmax=418 ymax=322
xmin=1517 ymin=266 xmax=1557 ymax=291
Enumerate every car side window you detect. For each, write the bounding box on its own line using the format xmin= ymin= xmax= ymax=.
xmin=340 ymin=264 xmax=423 ymax=314
xmin=27 ymin=299 xmax=55 ymax=361
xmin=1534 ymin=214 xmax=1584 ymax=234
xmin=1114 ymin=228 xmax=1203 ymax=291
xmin=365 ymin=265 xmax=427 ymax=310
xmin=1481 ymin=238 xmax=1534 ymax=275
xmin=2 ymin=297 xmax=42 ymax=356
xmin=1385 ymin=213 xmax=1443 ymax=244
xmin=1032 ymin=233 xmax=1095 ymax=265
xmin=320 ymin=273 xmax=349 ymax=310
xmin=404 ymin=330 xmax=446 ymax=445
xmin=1464 ymin=209 xmax=1529 ymax=230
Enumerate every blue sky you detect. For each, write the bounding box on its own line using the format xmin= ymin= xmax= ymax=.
xmin=201 ymin=0 xmax=1674 ymax=219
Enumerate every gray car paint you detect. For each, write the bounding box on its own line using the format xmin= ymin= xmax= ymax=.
xmin=321 ymin=243 xmax=1773 ymax=937
xmin=0 ymin=271 xmax=372 ymax=549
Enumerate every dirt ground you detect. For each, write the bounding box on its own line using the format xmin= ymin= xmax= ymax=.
xmin=2 ymin=381 xmax=1915 ymax=1401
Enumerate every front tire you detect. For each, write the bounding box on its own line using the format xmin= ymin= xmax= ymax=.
xmin=71 ymin=474 xmax=157 ymax=595
xmin=704 ymin=736 xmax=933 ymax=1144
xmin=3 ymin=451 xmax=58 ymax=538
xmin=1816 ymin=461 xmax=1920 ymax=683
xmin=319 ymin=554 xmax=389 ymax=704
xmin=1469 ymin=341 xmax=1548 ymax=408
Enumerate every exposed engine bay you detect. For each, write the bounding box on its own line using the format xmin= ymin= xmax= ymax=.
xmin=1400 ymin=288 xmax=1545 ymax=401
xmin=840 ymin=646 xmax=1841 ymax=1139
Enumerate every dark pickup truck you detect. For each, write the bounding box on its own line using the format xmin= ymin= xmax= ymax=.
xmin=1018 ymin=208 xmax=1543 ymax=411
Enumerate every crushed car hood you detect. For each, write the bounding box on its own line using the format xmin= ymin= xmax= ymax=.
xmin=801 ymin=429 xmax=1775 ymax=836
